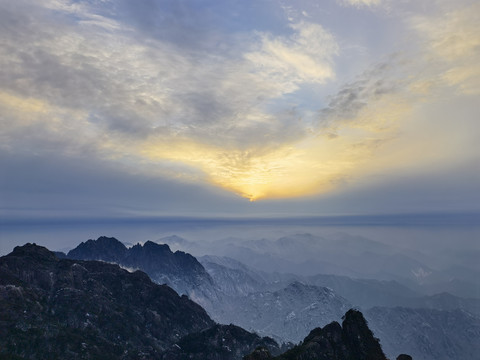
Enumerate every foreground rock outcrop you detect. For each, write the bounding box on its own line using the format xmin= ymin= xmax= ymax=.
xmin=0 ymin=243 xmax=215 ymax=359
xmin=244 ymin=309 xmax=388 ymax=360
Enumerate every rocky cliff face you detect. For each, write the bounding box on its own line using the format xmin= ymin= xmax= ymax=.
xmin=0 ymin=243 xmax=215 ymax=359
xmin=199 ymin=253 xmax=480 ymax=360
xmin=214 ymin=281 xmax=352 ymax=343
xmin=162 ymin=324 xmax=281 ymax=360
xmin=67 ymin=236 xmax=219 ymax=307
xmin=244 ymin=309 xmax=388 ymax=360
xmin=200 ymin=255 xmax=266 ymax=297
xmin=0 ymin=243 xmax=288 ymax=360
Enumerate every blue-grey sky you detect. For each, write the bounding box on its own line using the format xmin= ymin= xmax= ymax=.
xmin=0 ymin=0 xmax=479 ymax=220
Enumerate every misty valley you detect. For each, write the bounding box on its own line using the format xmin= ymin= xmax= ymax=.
xmin=1 ymin=231 xmax=478 ymax=360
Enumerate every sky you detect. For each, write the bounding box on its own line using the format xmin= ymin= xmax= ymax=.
xmin=1 ymin=0 xmax=479 ymax=222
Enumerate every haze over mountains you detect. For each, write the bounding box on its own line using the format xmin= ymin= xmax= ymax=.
xmin=0 ymin=243 xmax=279 ymax=359
xmin=1 ymin=243 xmax=401 ymax=360
xmin=59 ymin=235 xmax=480 ymax=360
xmin=161 ymin=232 xmax=480 ymax=299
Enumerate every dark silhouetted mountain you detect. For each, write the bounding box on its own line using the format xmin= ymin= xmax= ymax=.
xmin=161 ymin=324 xmax=281 ymax=360
xmin=53 ymin=251 xmax=67 ymax=258
xmin=0 ymin=244 xmax=286 ymax=360
xmin=0 ymin=244 xmax=213 ymax=359
xmin=0 ymin=243 xmax=214 ymax=359
xmin=68 ymin=236 xmax=128 ymax=262
xmin=67 ymin=236 xmax=219 ymax=307
xmin=244 ymin=309 xmax=388 ymax=360
xmin=396 ymin=355 xmax=412 ymax=360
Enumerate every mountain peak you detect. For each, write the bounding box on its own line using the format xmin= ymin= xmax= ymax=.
xmin=66 ymin=236 xmax=215 ymax=299
xmin=271 ymin=308 xmax=387 ymax=360
xmin=0 ymin=242 xmax=215 ymax=359
xmin=67 ymin=236 xmax=127 ymax=262
xmin=143 ymin=240 xmax=171 ymax=252
xmin=10 ymin=243 xmax=58 ymax=262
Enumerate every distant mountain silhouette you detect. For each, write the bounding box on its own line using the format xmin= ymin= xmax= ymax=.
xmin=67 ymin=236 xmax=219 ymax=306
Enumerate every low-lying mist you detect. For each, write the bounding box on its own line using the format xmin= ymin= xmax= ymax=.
xmin=2 ymin=214 xmax=478 ymax=293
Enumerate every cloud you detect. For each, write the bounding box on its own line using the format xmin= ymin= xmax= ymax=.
xmin=318 ymin=59 xmax=403 ymax=132
xmin=409 ymin=1 xmax=480 ymax=95
xmin=244 ymin=21 xmax=338 ymax=92
xmin=0 ymin=0 xmax=342 ymax=201
xmin=0 ymin=0 xmax=478 ymax=208
xmin=339 ymin=0 xmax=383 ymax=8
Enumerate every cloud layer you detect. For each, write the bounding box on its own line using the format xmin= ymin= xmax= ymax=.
xmin=1 ymin=0 xmax=478 ymax=212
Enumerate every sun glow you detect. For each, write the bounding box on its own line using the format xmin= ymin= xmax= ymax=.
xmin=138 ymin=130 xmax=387 ymax=201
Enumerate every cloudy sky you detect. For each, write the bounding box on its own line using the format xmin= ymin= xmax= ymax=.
xmin=1 ymin=0 xmax=479 ymax=219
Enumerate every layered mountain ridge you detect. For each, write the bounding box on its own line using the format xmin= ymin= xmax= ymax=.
xmin=0 ymin=243 xmax=214 ymax=359
xmin=53 ymin=235 xmax=480 ymax=360
xmin=0 ymin=243 xmax=400 ymax=360
xmin=67 ymin=236 xmax=219 ymax=308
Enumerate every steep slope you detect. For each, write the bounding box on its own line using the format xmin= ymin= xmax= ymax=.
xmin=366 ymin=306 xmax=480 ymax=360
xmin=245 ymin=309 xmax=388 ymax=360
xmin=67 ymin=236 xmax=219 ymax=307
xmin=162 ymin=324 xmax=281 ymax=360
xmin=214 ymin=282 xmax=351 ymax=343
xmin=0 ymin=243 xmax=214 ymax=359
xmin=401 ymin=292 xmax=480 ymax=316
xmin=201 ymin=254 xmax=480 ymax=360
xmin=307 ymin=273 xmax=421 ymax=309
xmin=199 ymin=255 xmax=266 ymax=297
xmin=203 ymin=254 xmax=480 ymax=315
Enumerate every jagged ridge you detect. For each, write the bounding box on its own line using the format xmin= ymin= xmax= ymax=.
xmin=245 ymin=309 xmax=387 ymax=360
xmin=67 ymin=236 xmax=219 ymax=306
xmin=0 ymin=243 xmax=214 ymax=359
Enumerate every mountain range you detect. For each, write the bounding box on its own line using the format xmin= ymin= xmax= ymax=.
xmin=52 ymin=235 xmax=480 ymax=360
xmin=165 ymin=233 xmax=480 ymax=298
xmin=0 ymin=243 xmax=279 ymax=359
xmin=0 ymin=242 xmax=399 ymax=360
xmin=67 ymin=236 xmax=220 ymax=309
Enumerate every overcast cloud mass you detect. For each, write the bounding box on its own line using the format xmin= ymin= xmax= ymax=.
xmin=0 ymin=0 xmax=479 ymax=220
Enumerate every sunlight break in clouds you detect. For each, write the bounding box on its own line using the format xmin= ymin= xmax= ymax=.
xmin=0 ymin=0 xmax=478 ymax=205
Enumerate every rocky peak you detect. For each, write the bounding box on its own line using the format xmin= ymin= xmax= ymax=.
xmin=67 ymin=236 xmax=127 ymax=262
xmin=0 ymin=243 xmax=215 ymax=359
xmin=10 ymin=243 xmax=58 ymax=262
xmin=66 ymin=236 xmax=218 ymax=303
xmin=341 ymin=309 xmax=386 ymax=360
xmin=252 ymin=308 xmax=388 ymax=360
xmin=137 ymin=240 xmax=171 ymax=252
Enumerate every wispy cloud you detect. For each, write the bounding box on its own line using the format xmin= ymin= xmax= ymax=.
xmin=409 ymin=1 xmax=480 ymax=95
xmin=245 ymin=21 xmax=338 ymax=91
xmin=1 ymin=0 xmax=478 ymax=206
xmin=339 ymin=0 xmax=383 ymax=8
